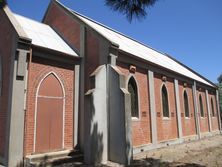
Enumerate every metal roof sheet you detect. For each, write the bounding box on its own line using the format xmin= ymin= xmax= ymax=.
xmin=14 ymin=14 xmax=78 ymax=57
xmin=70 ymin=10 xmax=213 ymax=87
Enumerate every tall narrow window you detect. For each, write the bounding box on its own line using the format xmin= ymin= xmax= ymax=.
xmin=162 ymin=85 xmax=169 ymax=117
xmin=199 ymin=95 xmax=204 ymax=117
xmin=128 ymin=77 xmax=139 ymax=118
xmin=0 ymin=55 xmax=2 ymax=96
xmin=184 ymin=91 xmax=189 ymax=117
xmin=211 ymin=98 xmax=215 ymax=117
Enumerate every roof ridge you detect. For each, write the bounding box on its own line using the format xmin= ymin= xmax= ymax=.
xmin=71 ymin=9 xmax=169 ymax=57
xmin=51 ymin=0 xmax=214 ymax=87
xmin=54 ymin=0 xmax=167 ymax=56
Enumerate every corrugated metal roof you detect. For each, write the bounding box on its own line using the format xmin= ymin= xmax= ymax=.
xmin=68 ymin=10 xmax=213 ymax=87
xmin=14 ymin=14 xmax=78 ymax=57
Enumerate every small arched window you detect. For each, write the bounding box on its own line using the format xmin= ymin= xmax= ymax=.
xmin=161 ymin=85 xmax=169 ymax=117
xmin=211 ymin=98 xmax=215 ymax=117
xmin=199 ymin=95 xmax=204 ymax=117
xmin=128 ymin=77 xmax=139 ymax=118
xmin=184 ymin=91 xmax=189 ymax=117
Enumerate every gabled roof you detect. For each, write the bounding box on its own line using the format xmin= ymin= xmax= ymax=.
xmin=54 ymin=0 xmax=214 ymax=87
xmin=13 ymin=13 xmax=78 ymax=57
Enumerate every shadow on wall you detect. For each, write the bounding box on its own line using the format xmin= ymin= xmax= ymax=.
xmin=85 ymin=90 xmax=104 ymax=165
xmin=90 ymin=123 xmax=104 ymax=163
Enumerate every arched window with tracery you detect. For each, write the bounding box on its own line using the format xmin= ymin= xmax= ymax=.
xmin=128 ymin=77 xmax=139 ymax=118
xmin=161 ymin=85 xmax=169 ymax=117
xmin=199 ymin=95 xmax=204 ymax=117
xmin=184 ymin=91 xmax=189 ymax=117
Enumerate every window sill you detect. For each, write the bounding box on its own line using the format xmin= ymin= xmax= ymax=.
xmin=131 ymin=117 xmax=140 ymax=121
xmin=163 ymin=117 xmax=170 ymax=120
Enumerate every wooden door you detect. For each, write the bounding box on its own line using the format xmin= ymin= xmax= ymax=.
xmin=35 ymin=73 xmax=64 ymax=153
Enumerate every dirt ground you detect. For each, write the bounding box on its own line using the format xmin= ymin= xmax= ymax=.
xmin=131 ymin=134 xmax=222 ymax=167
xmin=55 ymin=134 xmax=222 ymax=167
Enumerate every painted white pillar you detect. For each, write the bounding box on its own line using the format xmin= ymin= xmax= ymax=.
xmin=192 ymin=81 xmax=201 ymax=139
xmin=74 ymin=65 xmax=80 ymax=146
xmin=205 ymin=90 xmax=212 ymax=132
xmin=216 ymin=90 xmax=222 ymax=132
xmin=148 ymin=70 xmax=157 ymax=145
xmin=8 ymin=48 xmax=29 ymax=167
xmin=174 ymin=79 xmax=183 ymax=139
xmin=79 ymin=25 xmax=86 ymax=149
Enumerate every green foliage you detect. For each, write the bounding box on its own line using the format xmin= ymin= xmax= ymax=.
xmin=218 ymin=74 xmax=222 ymax=83
xmin=0 ymin=0 xmax=6 ymax=8
xmin=105 ymin=0 xmax=158 ymax=22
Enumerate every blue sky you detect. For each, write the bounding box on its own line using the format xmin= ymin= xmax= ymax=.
xmin=7 ymin=0 xmax=222 ymax=83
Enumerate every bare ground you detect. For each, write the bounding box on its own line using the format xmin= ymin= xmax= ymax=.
xmin=131 ymin=134 xmax=222 ymax=167
xmin=55 ymin=135 xmax=222 ymax=167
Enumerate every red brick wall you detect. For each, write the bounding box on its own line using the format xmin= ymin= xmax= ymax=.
xmin=117 ymin=60 xmax=151 ymax=147
xmin=154 ymin=73 xmax=178 ymax=142
xmin=178 ymin=82 xmax=196 ymax=136
xmin=197 ymin=90 xmax=210 ymax=133
xmin=44 ymin=2 xmax=101 ymax=92
xmin=44 ymin=2 xmax=81 ymax=52
xmin=85 ymin=29 xmax=100 ymax=91
xmin=24 ymin=55 xmax=74 ymax=155
xmin=0 ymin=10 xmax=17 ymax=158
xmin=209 ymin=94 xmax=219 ymax=131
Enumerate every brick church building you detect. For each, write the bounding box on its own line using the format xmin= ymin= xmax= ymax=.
xmin=0 ymin=0 xmax=221 ymax=166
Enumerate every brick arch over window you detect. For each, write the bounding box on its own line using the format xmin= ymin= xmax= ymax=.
xmin=199 ymin=95 xmax=204 ymax=117
xmin=128 ymin=76 xmax=139 ymax=118
xmin=183 ymin=90 xmax=189 ymax=117
xmin=211 ymin=98 xmax=215 ymax=117
xmin=34 ymin=72 xmax=65 ymax=153
xmin=161 ymin=85 xmax=169 ymax=117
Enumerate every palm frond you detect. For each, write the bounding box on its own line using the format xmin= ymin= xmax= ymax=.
xmin=105 ymin=0 xmax=158 ymax=22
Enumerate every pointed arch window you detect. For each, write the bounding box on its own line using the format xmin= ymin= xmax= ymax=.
xmin=211 ymin=98 xmax=215 ymax=117
xmin=0 ymin=55 xmax=2 ymax=96
xmin=128 ymin=77 xmax=139 ymax=118
xmin=184 ymin=91 xmax=189 ymax=118
xmin=199 ymin=95 xmax=204 ymax=117
xmin=162 ymin=85 xmax=169 ymax=117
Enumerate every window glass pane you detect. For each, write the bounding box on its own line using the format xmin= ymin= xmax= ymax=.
xmin=184 ymin=91 xmax=189 ymax=117
xmin=211 ymin=98 xmax=215 ymax=117
xmin=162 ymin=85 xmax=169 ymax=117
xmin=0 ymin=56 xmax=2 ymax=96
xmin=128 ymin=78 xmax=139 ymax=117
xmin=199 ymin=95 xmax=204 ymax=117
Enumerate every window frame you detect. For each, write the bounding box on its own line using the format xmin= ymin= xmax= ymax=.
xmin=0 ymin=55 xmax=2 ymax=96
xmin=183 ymin=90 xmax=190 ymax=118
xmin=161 ymin=84 xmax=170 ymax=119
xmin=127 ymin=76 xmax=140 ymax=120
xmin=211 ymin=97 xmax=215 ymax=117
xmin=199 ymin=94 xmax=204 ymax=118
